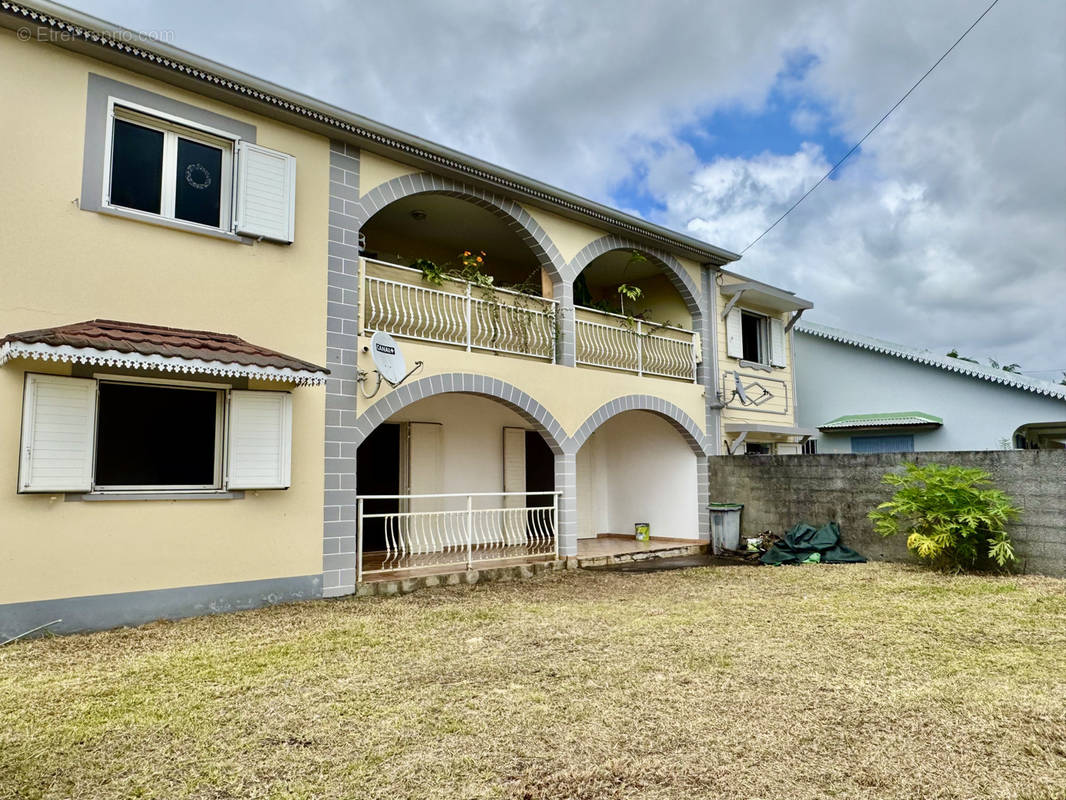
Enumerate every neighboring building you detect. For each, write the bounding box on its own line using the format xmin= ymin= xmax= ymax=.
xmin=795 ymin=322 xmax=1066 ymax=453
xmin=0 ymin=1 xmax=811 ymax=637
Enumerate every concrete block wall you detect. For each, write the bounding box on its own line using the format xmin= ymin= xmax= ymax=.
xmin=707 ymin=450 xmax=1066 ymax=576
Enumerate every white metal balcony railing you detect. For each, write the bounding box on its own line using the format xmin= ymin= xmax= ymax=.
xmin=357 ymin=492 xmax=560 ymax=579
xmin=575 ymin=306 xmax=697 ymax=382
xmin=362 ymin=258 xmax=557 ymax=361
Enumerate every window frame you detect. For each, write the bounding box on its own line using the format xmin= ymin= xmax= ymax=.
xmin=740 ymin=309 xmax=771 ymax=366
xmin=101 ymin=98 xmax=237 ymax=235
xmin=90 ymin=374 xmax=229 ymax=494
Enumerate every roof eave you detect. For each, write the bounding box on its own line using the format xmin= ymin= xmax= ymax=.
xmin=0 ymin=0 xmax=741 ymax=267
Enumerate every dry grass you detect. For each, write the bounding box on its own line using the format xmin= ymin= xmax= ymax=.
xmin=1 ymin=562 xmax=1064 ymax=800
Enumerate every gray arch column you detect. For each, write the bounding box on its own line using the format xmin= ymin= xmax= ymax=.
xmin=353 ymin=173 xmax=576 ymax=366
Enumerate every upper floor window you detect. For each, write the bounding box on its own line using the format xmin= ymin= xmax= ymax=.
xmin=725 ymin=308 xmax=787 ymax=368
xmin=94 ymin=93 xmax=297 ymax=244
xmin=108 ymin=107 xmax=233 ymax=230
xmin=741 ymin=311 xmax=769 ymax=364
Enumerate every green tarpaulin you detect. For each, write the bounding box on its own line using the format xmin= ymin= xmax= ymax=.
xmin=760 ymin=521 xmax=866 ymax=566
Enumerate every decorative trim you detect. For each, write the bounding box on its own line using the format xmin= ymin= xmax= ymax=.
xmin=567 ymin=235 xmax=705 ymax=318
xmin=0 ymin=342 xmax=326 ymax=385
xmin=796 ymin=322 xmax=1066 ymax=400
xmin=355 ymin=373 xmax=568 ymax=454
xmin=570 ymin=395 xmax=710 ymax=456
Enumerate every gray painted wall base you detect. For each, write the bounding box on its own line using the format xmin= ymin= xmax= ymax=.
xmin=0 ymin=574 xmax=322 ymax=640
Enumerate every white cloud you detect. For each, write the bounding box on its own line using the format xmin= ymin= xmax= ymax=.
xmin=68 ymin=0 xmax=1066 ymax=372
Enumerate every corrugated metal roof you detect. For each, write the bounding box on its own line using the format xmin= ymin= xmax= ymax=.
xmin=819 ymin=412 xmax=943 ymax=430
xmin=796 ymin=322 xmax=1066 ymax=400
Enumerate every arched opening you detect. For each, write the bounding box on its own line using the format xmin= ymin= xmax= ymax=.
xmin=355 ymin=392 xmax=559 ymax=577
xmin=572 ymin=249 xmax=699 ymax=380
xmin=359 ymin=193 xmax=561 ymax=361
xmin=573 ymin=249 xmax=693 ymax=329
xmin=361 ymin=193 xmax=554 ymax=296
xmin=1012 ymin=421 xmax=1066 ymax=449
xmin=575 ymin=410 xmax=701 ymax=546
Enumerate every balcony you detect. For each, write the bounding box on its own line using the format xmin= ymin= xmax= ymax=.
xmin=361 ymin=258 xmax=697 ymax=380
xmin=362 ymin=258 xmax=557 ymax=362
xmin=575 ymin=306 xmax=697 ymax=382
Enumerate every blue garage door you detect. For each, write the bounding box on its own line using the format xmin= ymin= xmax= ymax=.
xmin=851 ymin=435 xmax=915 ymax=453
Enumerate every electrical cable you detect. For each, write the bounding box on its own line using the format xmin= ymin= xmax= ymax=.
xmin=741 ymin=0 xmax=1003 ymax=255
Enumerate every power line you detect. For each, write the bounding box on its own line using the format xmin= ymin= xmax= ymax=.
xmin=741 ymin=0 xmax=1003 ymax=255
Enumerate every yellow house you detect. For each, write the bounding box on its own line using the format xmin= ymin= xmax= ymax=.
xmin=0 ymin=1 xmax=812 ymax=636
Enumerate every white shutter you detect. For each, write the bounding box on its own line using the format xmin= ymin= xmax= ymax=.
xmin=502 ymin=427 xmax=526 ymax=509
xmin=403 ymin=422 xmax=442 ymax=511
xmin=234 ymin=141 xmax=296 ymax=243
xmin=770 ymin=318 xmax=787 ymax=367
xmin=18 ymin=374 xmax=96 ymax=493
xmin=725 ymin=308 xmax=743 ymax=359
xmin=226 ymin=390 xmax=292 ymax=490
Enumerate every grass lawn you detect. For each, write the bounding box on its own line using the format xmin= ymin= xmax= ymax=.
xmin=1 ymin=562 xmax=1064 ymax=800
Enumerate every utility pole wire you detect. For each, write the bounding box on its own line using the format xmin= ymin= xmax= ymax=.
xmin=741 ymin=0 xmax=1003 ymax=255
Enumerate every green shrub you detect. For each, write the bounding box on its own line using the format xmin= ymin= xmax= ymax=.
xmin=868 ymin=463 xmax=1020 ymax=572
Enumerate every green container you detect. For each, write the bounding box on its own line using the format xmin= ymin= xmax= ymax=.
xmin=634 ymin=522 xmax=650 ymax=542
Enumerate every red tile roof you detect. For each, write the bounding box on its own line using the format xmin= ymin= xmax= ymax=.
xmin=1 ymin=320 xmax=327 ymax=375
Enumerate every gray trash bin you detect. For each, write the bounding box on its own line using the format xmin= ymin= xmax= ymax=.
xmin=708 ymin=503 xmax=744 ymax=554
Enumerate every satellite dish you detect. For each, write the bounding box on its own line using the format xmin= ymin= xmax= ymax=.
xmin=733 ymin=372 xmax=751 ymax=405
xmin=370 ymin=331 xmax=407 ymax=386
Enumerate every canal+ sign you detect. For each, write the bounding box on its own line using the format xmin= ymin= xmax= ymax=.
xmin=369 ymin=331 xmax=406 ymax=386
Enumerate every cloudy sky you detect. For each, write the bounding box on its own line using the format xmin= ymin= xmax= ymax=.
xmin=72 ymin=0 xmax=1066 ymax=379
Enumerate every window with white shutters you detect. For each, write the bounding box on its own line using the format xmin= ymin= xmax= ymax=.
xmin=16 ymin=376 xmax=296 ymax=495
xmin=18 ymin=374 xmax=97 ymax=493
xmin=101 ymin=99 xmax=296 ymax=243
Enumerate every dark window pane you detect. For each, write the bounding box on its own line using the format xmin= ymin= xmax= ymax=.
xmin=850 ymin=435 xmax=915 ymax=454
xmin=110 ymin=119 xmax=163 ymax=214
xmin=175 ymin=137 xmax=223 ymax=227
xmin=741 ymin=313 xmax=762 ymax=362
xmin=95 ymin=383 xmax=218 ymax=487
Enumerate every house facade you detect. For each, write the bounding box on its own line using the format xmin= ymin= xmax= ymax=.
xmin=0 ymin=1 xmax=812 ymax=637
xmin=794 ymin=322 xmax=1066 ymax=453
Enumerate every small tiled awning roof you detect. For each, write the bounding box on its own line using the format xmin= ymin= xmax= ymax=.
xmin=819 ymin=412 xmax=943 ymax=431
xmin=0 ymin=320 xmax=328 ymax=385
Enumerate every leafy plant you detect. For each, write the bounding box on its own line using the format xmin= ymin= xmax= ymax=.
xmin=412 ymin=257 xmax=447 ymax=286
xmin=868 ymin=463 xmax=1020 ymax=572
xmin=616 ymin=283 xmax=643 ymax=317
xmin=414 ymin=250 xmax=557 ymax=357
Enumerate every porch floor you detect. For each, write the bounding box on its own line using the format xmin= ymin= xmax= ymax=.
xmin=358 ymin=535 xmax=706 ymax=583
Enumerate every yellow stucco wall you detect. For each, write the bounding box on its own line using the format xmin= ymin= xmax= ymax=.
xmin=355 ymin=339 xmax=707 ymax=440
xmin=359 ymin=151 xmax=421 ymax=198
xmin=0 ymin=31 xmax=327 ymax=603
xmin=521 ymin=205 xmax=603 ymax=265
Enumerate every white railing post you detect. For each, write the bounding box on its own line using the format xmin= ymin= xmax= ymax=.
xmin=465 ymin=494 xmax=474 ymax=570
xmin=636 ymin=319 xmax=644 ymax=377
xmin=356 ymin=497 xmax=364 ymax=584
xmin=552 ymin=491 xmax=559 ymax=561
xmin=464 ymin=283 xmax=472 ymax=352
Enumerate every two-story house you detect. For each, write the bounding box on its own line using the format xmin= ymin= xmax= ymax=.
xmin=0 ymin=0 xmax=812 ymax=637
